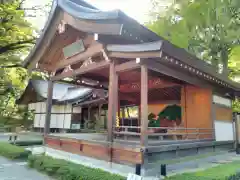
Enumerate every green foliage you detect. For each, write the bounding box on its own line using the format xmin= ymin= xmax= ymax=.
xmin=0 ymin=0 xmax=38 ymax=127
xmin=28 ymin=155 xmax=125 ymax=180
xmin=148 ymin=0 xmax=240 ymax=111
xmin=0 ymin=0 xmax=35 ymax=57
xmin=148 ymin=0 xmax=240 ymax=74
xmin=0 ymin=142 xmax=31 ymax=159
xmin=166 ymin=160 xmax=240 ymax=180
xmin=10 ymin=140 xmax=43 ymax=146
xmin=233 ymin=99 xmax=240 ymax=113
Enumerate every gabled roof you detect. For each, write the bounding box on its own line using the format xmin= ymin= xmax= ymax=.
xmin=22 ymin=0 xmax=240 ymax=92
xmin=17 ymin=80 xmax=92 ymax=104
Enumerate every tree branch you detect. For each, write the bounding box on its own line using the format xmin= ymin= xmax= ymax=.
xmin=0 ymin=64 xmax=21 ymax=68
xmin=0 ymin=39 xmax=35 ymax=54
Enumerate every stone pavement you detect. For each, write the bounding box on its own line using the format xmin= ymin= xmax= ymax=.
xmin=0 ymin=157 xmax=50 ymax=180
xmin=0 ymin=132 xmax=43 ymax=142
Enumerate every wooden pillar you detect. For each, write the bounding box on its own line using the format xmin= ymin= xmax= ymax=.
xmin=96 ymin=104 xmax=102 ymax=131
xmin=140 ymin=65 xmax=148 ymax=147
xmin=181 ymin=86 xmax=187 ymax=128
xmin=107 ymin=62 xmax=118 ymax=142
xmin=211 ymin=93 xmax=216 ymax=140
xmin=86 ymin=106 xmax=91 ymax=129
xmin=235 ymin=112 xmax=240 ymax=154
xmin=44 ymin=80 xmax=53 ymax=136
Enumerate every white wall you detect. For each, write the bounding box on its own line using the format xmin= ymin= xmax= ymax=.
xmin=214 ymin=121 xmax=234 ymax=141
xmin=30 ymin=102 xmax=74 ymax=129
xmin=213 ymin=95 xmax=231 ymax=107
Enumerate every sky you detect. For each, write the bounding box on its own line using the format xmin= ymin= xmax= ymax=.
xmin=25 ymin=0 xmax=171 ymax=30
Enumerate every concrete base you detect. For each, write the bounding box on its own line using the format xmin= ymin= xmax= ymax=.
xmin=27 ymin=143 xmax=236 ymax=180
xmin=236 ymin=144 xmax=240 ymax=154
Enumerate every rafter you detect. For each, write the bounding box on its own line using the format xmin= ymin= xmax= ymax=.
xmin=119 ymin=78 xmax=181 ymax=93
xmin=115 ymin=60 xmax=140 ymax=73
xmin=51 ymin=60 xmax=110 ymax=81
xmin=54 ymin=42 xmax=103 ymax=71
xmin=27 ymin=11 xmax=64 ymax=71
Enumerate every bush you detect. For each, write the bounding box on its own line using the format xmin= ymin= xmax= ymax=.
xmin=10 ymin=140 xmax=43 ymax=146
xmin=227 ymin=171 xmax=240 ymax=180
xmin=0 ymin=142 xmax=31 ymax=160
xmin=28 ymin=155 xmax=125 ymax=180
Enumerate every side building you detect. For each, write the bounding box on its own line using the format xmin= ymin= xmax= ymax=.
xmin=17 ymin=79 xmax=107 ymax=132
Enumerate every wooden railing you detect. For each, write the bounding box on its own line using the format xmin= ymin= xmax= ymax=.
xmin=113 ymin=126 xmax=214 ymax=142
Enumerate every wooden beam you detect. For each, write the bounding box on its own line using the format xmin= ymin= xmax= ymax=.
xmin=119 ymin=78 xmax=180 ymax=93
xmin=44 ymin=80 xmax=53 ymax=136
xmin=66 ymin=82 xmax=108 ymax=90
xmin=144 ymin=59 xmax=214 ymax=89
xmin=140 ymin=65 xmax=148 ymax=147
xmin=51 ymin=61 xmax=110 ymax=81
xmin=108 ymin=51 xmax=161 ymax=59
xmin=55 ymin=43 xmax=103 ymax=71
xmin=115 ymin=60 xmax=140 ymax=73
xmin=28 ymin=10 xmax=64 ymax=71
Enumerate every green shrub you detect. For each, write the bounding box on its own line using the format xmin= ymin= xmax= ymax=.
xmin=28 ymin=155 xmax=125 ymax=180
xmin=0 ymin=142 xmax=31 ymax=160
xmin=227 ymin=171 xmax=240 ymax=180
xmin=10 ymin=140 xmax=43 ymax=146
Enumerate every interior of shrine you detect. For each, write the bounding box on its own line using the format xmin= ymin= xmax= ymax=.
xmin=68 ymin=65 xmax=213 ymax=142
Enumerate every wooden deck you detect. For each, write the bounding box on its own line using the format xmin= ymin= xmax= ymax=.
xmin=45 ymin=132 xmax=217 ymax=165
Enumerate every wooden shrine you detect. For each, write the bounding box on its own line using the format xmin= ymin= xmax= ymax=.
xmin=22 ymin=0 xmax=240 ymax=177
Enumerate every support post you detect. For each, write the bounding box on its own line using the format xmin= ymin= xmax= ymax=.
xmin=96 ymin=104 xmax=103 ymax=131
xmin=86 ymin=106 xmax=91 ymax=129
xmin=107 ymin=62 xmax=118 ymax=163
xmin=161 ymin=164 xmax=167 ymax=176
xmin=44 ymin=80 xmax=53 ymax=136
xmin=135 ymin=164 xmax=141 ymax=176
xmin=235 ymin=112 xmax=240 ymax=154
xmin=107 ymin=62 xmax=118 ymax=142
xmin=140 ymin=65 xmax=148 ymax=147
xmin=211 ymin=94 xmax=216 ymax=140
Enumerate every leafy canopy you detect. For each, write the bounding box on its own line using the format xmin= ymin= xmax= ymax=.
xmin=147 ymin=0 xmax=240 ymax=111
xmin=148 ymin=0 xmax=240 ymax=73
xmin=0 ymin=0 xmax=37 ymax=126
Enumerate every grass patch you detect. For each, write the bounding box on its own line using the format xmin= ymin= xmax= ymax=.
xmin=167 ymin=160 xmax=240 ymax=180
xmin=0 ymin=142 xmax=31 ymax=160
xmin=160 ymin=151 xmax=225 ymax=165
xmin=28 ymin=154 xmax=125 ymax=180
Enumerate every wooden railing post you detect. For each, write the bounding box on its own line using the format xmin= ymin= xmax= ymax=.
xmin=197 ymin=129 xmax=200 ymax=140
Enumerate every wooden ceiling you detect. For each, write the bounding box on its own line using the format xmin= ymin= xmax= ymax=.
xmin=119 ymin=86 xmax=181 ymax=105
xmin=75 ymin=68 xmax=184 ymax=105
